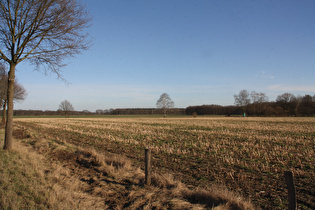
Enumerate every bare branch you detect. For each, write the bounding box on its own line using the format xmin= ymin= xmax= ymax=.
xmin=0 ymin=0 xmax=91 ymax=75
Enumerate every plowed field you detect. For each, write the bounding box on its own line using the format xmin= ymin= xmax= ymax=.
xmin=14 ymin=117 xmax=315 ymax=209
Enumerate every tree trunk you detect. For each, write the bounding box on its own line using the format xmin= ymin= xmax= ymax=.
xmin=2 ymin=100 xmax=6 ymax=125
xmin=3 ymin=63 xmax=16 ymax=150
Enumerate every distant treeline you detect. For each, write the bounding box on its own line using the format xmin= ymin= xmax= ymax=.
xmin=186 ymin=99 xmax=315 ymax=117
xmin=186 ymin=105 xmax=242 ymax=116
xmin=10 ymin=93 xmax=315 ymax=117
xmin=12 ymin=108 xmax=186 ymax=116
xmin=13 ymin=101 xmax=315 ymax=117
xmin=13 ymin=109 xmax=96 ymax=116
xmin=110 ymin=108 xmax=185 ymax=115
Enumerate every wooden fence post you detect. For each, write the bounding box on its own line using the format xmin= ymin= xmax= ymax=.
xmin=284 ymin=171 xmax=296 ymax=210
xmin=145 ymin=148 xmax=151 ymax=185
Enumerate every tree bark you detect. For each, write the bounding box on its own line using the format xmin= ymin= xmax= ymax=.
xmin=3 ymin=63 xmax=16 ymax=150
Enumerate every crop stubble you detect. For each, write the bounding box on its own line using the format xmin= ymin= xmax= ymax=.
xmin=14 ymin=117 xmax=315 ymax=209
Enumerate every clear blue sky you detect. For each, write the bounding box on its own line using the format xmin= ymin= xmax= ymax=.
xmin=14 ymin=0 xmax=315 ymax=111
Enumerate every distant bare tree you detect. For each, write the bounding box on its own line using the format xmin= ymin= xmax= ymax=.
xmin=234 ymin=90 xmax=250 ymax=115
xmin=276 ymin=93 xmax=296 ymax=103
xmin=234 ymin=90 xmax=251 ymax=107
xmin=0 ymin=0 xmax=91 ymax=150
xmin=251 ymin=91 xmax=268 ymax=104
xmin=276 ymin=93 xmax=297 ymax=116
xmin=59 ymin=100 xmax=74 ymax=117
xmin=250 ymin=91 xmax=268 ymax=115
xmin=96 ymin=109 xmax=104 ymax=115
xmin=298 ymin=95 xmax=314 ymax=116
xmin=156 ymin=93 xmax=174 ymax=117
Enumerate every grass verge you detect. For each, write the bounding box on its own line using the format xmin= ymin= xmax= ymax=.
xmin=0 ymin=129 xmax=105 ymax=209
xmin=0 ymin=130 xmax=51 ymax=209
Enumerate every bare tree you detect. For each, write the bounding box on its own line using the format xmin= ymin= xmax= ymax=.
xmin=234 ymin=90 xmax=250 ymax=116
xmin=234 ymin=90 xmax=251 ymax=107
xmin=59 ymin=100 xmax=74 ymax=117
xmin=276 ymin=93 xmax=297 ymax=116
xmin=95 ymin=109 xmax=104 ymax=115
xmin=0 ymin=0 xmax=91 ymax=150
xmin=0 ymin=63 xmax=27 ymax=124
xmin=276 ymin=93 xmax=296 ymax=103
xmin=156 ymin=93 xmax=174 ymax=118
xmin=298 ymin=95 xmax=314 ymax=116
xmin=250 ymin=91 xmax=268 ymax=115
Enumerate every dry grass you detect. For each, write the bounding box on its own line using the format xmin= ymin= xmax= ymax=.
xmin=10 ymin=116 xmax=315 ymax=209
xmin=0 ymin=130 xmax=106 ymax=209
